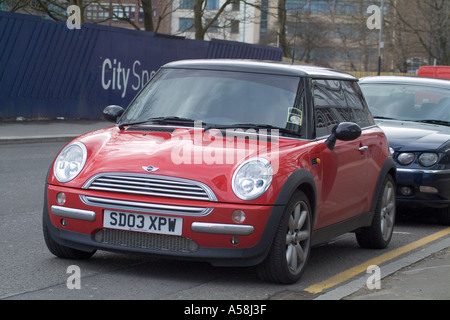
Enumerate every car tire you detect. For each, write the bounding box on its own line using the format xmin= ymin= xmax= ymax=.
xmin=437 ymin=207 xmax=450 ymax=225
xmin=257 ymin=190 xmax=312 ymax=284
xmin=356 ymin=174 xmax=396 ymax=249
xmin=43 ymin=217 xmax=96 ymax=259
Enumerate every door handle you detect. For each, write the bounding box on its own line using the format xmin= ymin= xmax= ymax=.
xmin=358 ymin=146 xmax=369 ymax=152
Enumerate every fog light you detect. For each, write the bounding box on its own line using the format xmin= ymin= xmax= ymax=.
xmin=60 ymin=218 xmax=67 ymax=226
xmin=56 ymin=192 xmax=66 ymax=205
xmin=231 ymin=237 xmax=240 ymax=245
xmin=419 ymin=186 xmax=438 ymax=194
xmin=399 ymin=186 xmax=413 ymax=196
xmin=232 ymin=210 xmax=246 ymax=223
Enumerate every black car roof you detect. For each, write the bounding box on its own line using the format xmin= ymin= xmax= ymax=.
xmin=360 ymin=76 xmax=450 ymax=89
xmin=163 ymin=59 xmax=357 ymax=80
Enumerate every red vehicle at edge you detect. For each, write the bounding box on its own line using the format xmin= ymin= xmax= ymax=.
xmin=43 ymin=60 xmax=396 ymax=284
xmin=417 ymin=66 xmax=450 ymax=80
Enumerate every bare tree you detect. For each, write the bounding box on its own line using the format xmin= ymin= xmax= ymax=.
xmin=140 ymin=0 xmax=174 ymax=32
xmin=149 ymin=0 xmax=174 ymax=33
xmin=192 ymin=0 xmax=233 ymax=40
xmin=2 ymin=0 xmax=174 ymax=33
xmin=291 ymin=7 xmax=328 ymax=63
xmin=140 ymin=0 xmax=154 ymax=31
xmin=262 ymin=0 xmax=314 ymax=60
xmin=329 ymin=0 xmax=380 ymax=71
xmin=276 ymin=0 xmax=290 ymax=57
xmin=390 ymin=0 xmax=450 ymax=66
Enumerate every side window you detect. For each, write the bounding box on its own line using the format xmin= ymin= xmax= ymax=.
xmin=286 ymin=78 xmax=306 ymax=136
xmin=341 ymin=81 xmax=375 ymax=127
xmin=312 ymin=79 xmax=344 ymax=138
xmin=313 ymin=79 xmax=374 ymax=138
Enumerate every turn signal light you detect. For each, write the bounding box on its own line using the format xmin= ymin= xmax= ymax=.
xmin=232 ymin=210 xmax=246 ymax=223
xmin=56 ymin=192 xmax=66 ymax=205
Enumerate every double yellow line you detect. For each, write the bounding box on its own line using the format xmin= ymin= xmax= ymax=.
xmin=305 ymin=227 xmax=450 ymax=294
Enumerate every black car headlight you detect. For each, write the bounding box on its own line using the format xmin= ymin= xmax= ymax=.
xmin=397 ymin=152 xmax=415 ymax=165
xmin=418 ymin=153 xmax=439 ymax=167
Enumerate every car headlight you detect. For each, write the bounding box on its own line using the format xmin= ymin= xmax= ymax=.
xmin=397 ymin=152 xmax=415 ymax=165
xmin=53 ymin=142 xmax=87 ymax=182
xmin=418 ymin=153 xmax=439 ymax=167
xmin=232 ymin=158 xmax=273 ymax=200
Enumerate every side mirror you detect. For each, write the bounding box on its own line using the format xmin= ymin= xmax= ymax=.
xmin=103 ymin=105 xmax=124 ymax=123
xmin=325 ymin=122 xmax=362 ymax=151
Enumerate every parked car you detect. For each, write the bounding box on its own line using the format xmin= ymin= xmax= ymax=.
xmin=43 ymin=60 xmax=396 ymax=284
xmin=417 ymin=66 xmax=450 ymax=80
xmin=360 ymin=76 xmax=450 ymax=224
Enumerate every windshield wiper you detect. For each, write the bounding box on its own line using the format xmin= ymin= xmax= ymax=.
xmin=119 ymin=117 xmax=198 ymax=130
xmin=373 ymin=116 xmax=398 ymax=120
xmin=120 ymin=119 xmax=302 ymax=137
xmin=416 ymin=119 xmax=450 ymax=126
xmin=204 ymin=123 xmax=302 ymax=137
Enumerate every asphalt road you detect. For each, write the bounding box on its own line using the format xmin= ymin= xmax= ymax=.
xmin=0 ymin=142 xmax=448 ymax=300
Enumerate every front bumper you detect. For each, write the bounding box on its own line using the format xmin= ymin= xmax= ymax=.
xmin=396 ymin=168 xmax=450 ymax=209
xmin=43 ymin=184 xmax=284 ymax=266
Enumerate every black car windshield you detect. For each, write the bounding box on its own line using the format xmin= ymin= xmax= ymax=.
xmin=360 ymin=83 xmax=450 ymax=124
xmin=120 ymin=68 xmax=302 ymax=135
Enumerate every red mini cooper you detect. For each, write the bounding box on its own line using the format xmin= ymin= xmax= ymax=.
xmin=43 ymin=60 xmax=396 ymax=284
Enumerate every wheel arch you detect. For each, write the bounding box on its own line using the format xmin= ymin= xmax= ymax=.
xmin=370 ymin=156 xmax=397 ymax=215
xmin=274 ymin=169 xmax=317 ymax=224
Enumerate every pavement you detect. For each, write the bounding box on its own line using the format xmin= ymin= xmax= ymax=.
xmin=0 ymin=119 xmax=449 ymax=300
xmin=344 ymin=245 xmax=450 ymax=300
xmin=320 ymin=235 xmax=450 ymax=300
xmin=0 ymin=119 xmax=112 ymax=145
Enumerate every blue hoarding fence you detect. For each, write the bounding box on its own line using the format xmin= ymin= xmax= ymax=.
xmin=0 ymin=11 xmax=282 ymax=120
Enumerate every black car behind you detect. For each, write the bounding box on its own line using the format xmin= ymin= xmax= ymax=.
xmin=360 ymin=76 xmax=450 ymax=225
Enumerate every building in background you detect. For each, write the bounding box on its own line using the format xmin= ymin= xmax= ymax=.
xmin=171 ymin=0 xmax=261 ymax=43
xmin=2 ymin=0 xmax=172 ymax=33
xmin=258 ymin=0 xmax=384 ymax=71
xmin=84 ymin=0 xmax=172 ymax=34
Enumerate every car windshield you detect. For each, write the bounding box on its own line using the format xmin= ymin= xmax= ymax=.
xmin=360 ymin=83 xmax=450 ymax=124
xmin=120 ymin=68 xmax=303 ymax=136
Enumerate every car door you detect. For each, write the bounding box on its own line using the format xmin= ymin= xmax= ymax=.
xmin=312 ymin=79 xmax=368 ymax=229
xmin=342 ymin=80 xmax=379 ymax=213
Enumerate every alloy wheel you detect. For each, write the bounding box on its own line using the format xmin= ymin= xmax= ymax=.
xmin=380 ymin=180 xmax=396 ymax=241
xmin=285 ymin=200 xmax=311 ymax=275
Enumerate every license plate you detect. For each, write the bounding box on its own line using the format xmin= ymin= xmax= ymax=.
xmin=103 ymin=210 xmax=183 ymax=236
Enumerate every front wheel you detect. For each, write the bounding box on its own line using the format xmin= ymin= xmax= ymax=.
xmin=257 ymin=191 xmax=312 ymax=284
xmin=356 ymin=174 xmax=396 ymax=249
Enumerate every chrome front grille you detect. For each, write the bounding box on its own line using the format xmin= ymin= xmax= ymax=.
xmin=83 ymin=173 xmax=217 ymax=202
xmin=94 ymin=229 xmax=199 ymax=253
xmin=80 ymin=195 xmax=213 ymax=216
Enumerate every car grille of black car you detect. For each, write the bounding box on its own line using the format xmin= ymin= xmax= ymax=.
xmin=94 ymin=229 xmax=199 ymax=253
xmin=83 ymin=173 xmax=217 ymax=202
